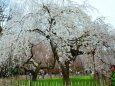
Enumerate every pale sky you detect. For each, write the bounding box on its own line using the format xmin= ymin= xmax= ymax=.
xmin=71 ymin=0 xmax=115 ymax=28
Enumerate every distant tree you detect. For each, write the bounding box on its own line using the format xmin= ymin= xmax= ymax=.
xmin=22 ymin=42 xmax=54 ymax=80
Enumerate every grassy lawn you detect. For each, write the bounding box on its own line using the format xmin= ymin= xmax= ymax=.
xmin=19 ymin=75 xmax=101 ymax=86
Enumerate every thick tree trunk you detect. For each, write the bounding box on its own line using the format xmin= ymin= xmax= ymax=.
xmin=32 ymin=73 xmax=37 ymax=81
xmin=61 ymin=62 xmax=70 ymax=86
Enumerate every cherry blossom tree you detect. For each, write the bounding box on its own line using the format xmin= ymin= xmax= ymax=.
xmin=2 ymin=0 xmax=92 ymax=84
xmin=14 ymin=0 xmax=93 ymax=84
xmin=1 ymin=0 xmax=115 ymax=86
xmin=80 ymin=17 xmax=115 ymax=79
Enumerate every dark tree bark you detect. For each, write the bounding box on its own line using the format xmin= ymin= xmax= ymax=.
xmin=31 ymin=72 xmax=38 ymax=81
xmin=0 ymin=26 xmax=2 ymax=33
xmin=61 ymin=61 xmax=70 ymax=86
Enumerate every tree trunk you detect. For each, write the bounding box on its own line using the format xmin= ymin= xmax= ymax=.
xmin=32 ymin=73 xmax=37 ymax=81
xmin=61 ymin=62 xmax=70 ymax=86
xmin=92 ymin=53 xmax=97 ymax=79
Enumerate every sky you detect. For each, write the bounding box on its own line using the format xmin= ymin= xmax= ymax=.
xmin=71 ymin=0 xmax=115 ymax=28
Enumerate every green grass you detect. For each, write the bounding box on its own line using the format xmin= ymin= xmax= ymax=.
xmin=19 ymin=75 xmax=100 ymax=86
xmin=69 ymin=75 xmax=92 ymax=79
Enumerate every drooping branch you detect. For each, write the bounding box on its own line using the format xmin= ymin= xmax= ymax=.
xmin=100 ymin=58 xmax=111 ymax=66
xmin=28 ymin=29 xmax=46 ymax=37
